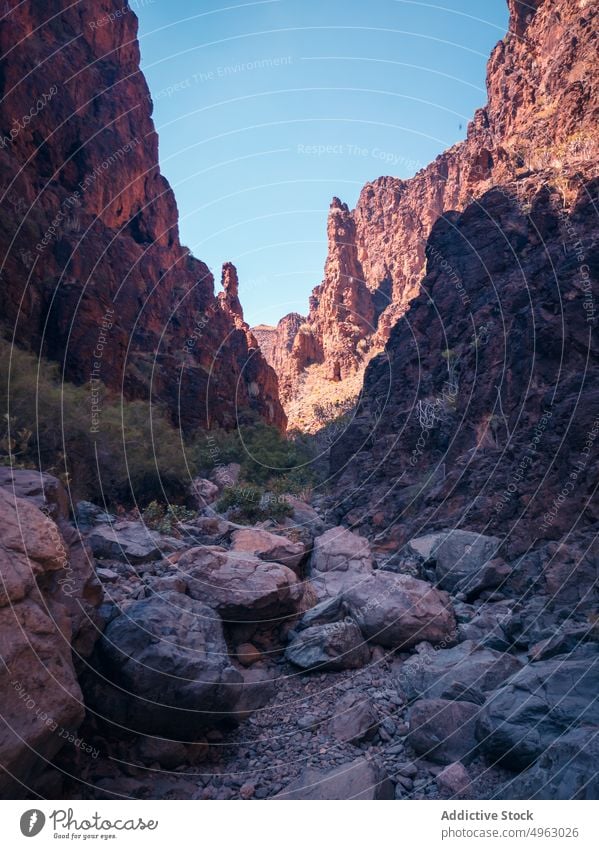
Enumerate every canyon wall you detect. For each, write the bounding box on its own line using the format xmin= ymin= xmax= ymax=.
xmin=267 ymin=0 xmax=598 ymax=430
xmin=329 ymin=177 xmax=599 ymax=555
xmin=0 ymin=0 xmax=285 ymax=432
xmin=324 ymin=0 xmax=599 ymax=553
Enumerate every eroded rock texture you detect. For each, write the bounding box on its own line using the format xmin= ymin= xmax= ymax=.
xmin=0 ymin=1 xmax=284 ymax=431
xmin=0 ymin=473 xmax=102 ymax=796
xmin=265 ymin=0 xmax=598 ymax=429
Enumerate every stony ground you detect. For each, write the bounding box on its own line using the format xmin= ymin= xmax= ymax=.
xmin=20 ymin=486 xmax=597 ymax=802
xmin=62 ymin=629 xmax=511 ymax=800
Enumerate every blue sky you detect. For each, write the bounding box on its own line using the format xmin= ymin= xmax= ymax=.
xmin=136 ymin=0 xmax=509 ymax=326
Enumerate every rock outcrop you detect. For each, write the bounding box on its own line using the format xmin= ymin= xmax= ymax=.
xmin=267 ymin=0 xmax=598 ymax=429
xmin=92 ymin=593 xmax=243 ymax=737
xmin=0 ymin=1 xmax=284 ymax=431
xmin=477 ymin=649 xmax=599 ymax=770
xmin=0 ymin=473 xmax=102 ymax=796
xmin=329 ymin=178 xmax=599 ymax=553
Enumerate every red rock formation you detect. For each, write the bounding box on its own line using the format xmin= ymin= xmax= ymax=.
xmin=0 ymin=471 xmax=102 ymax=796
xmin=253 ymin=312 xmax=320 ymax=407
xmin=0 ymin=1 xmax=285 ymax=432
xmin=218 ymin=262 xmax=244 ymax=327
xmin=273 ymin=0 xmax=598 ymax=428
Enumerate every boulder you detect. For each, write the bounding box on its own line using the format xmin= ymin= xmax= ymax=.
xmin=96 ymin=593 xmax=242 ymax=736
xmin=277 ymin=757 xmax=394 ymax=799
xmin=190 ymin=477 xmax=219 ymax=509
xmin=0 ymin=597 xmax=85 ymax=797
xmin=231 ymin=527 xmax=306 ymax=573
xmin=284 ymin=495 xmax=325 ymax=532
xmin=528 ymin=625 xmax=597 ymax=662
xmin=294 ymin=594 xmax=349 ymax=630
xmin=397 ymin=640 xmax=523 ymax=702
xmin=211 ymin=462 xmax=241 ymax=490
xmin=344 ymin=572 xmax=456 ymax=649
xmin=232 ymin=666 xmax=278 ymax=721
xmin=409 ymin=529 xmax=504 ymax=597
xmin=0 ymin=487 xmax=70 ymax=606
xmin=74 ymin=501 xmax=116 ymax=530
xmin=178 ymin=546 xmax=301 ymax=621
xmin=0 ymin=486 xmax=102 ymax=796
xmin=457 ymin=603 xmax=512 ymax=651
xmin=286 ymin=619 xmax=370 ymax=671
xmin=0 ymin=467 xmax=69 ymax=520
xmin=310 ymin=527 xmax=374 ymax=598
xmin=436 ymin=762 xmax=471 ymax=798
xmin=501 ymin=600 xmax=570 ymax=650
xmin=145 ymin=574 xmax=187 ymax=595
xmin=501 ymin=729 xmax=599 ymax=800
xmin=408 ymin=699 xmax=480 ymax=765
xmin=235 ymin=642 xmax=263 ymax=667
xmin=476 ymin=650 xmax=599 ymax=769
xmin=329 ymin=692 xmax=378 ymax=743
xmin=88 ymin=521 xmax=183 ymax=564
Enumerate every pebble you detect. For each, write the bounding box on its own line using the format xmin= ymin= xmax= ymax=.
xmin=396 ymin=762 xmax=418 ymax=778
xmin=239 ymin=782 xmax=255 ymax=799
xmin=297 ymin=714 xmax=319 ymax=730
xmin=382 ymin=718 xmax=397 ymax=735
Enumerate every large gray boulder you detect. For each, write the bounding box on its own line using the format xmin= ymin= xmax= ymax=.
xmin=499 ymin=729 xmax=599 ymax=800
xmin=397 ymin=640 xmax=523 ymax=702
xmin=457 ymin=603 xmax=513 ymax=650
xmin=309 ymin=527 xmax=374 ymax=598
xmin=329 ymin=691 xmax=379 ymax=743
xmin=344 ymin=571 xmax=456 ymax=650
xmin=408 ymin=699 xmax=480 ymax=764
xmin=88 ymin=521 xmax=183 ymax=564
xmin=277 ymin=757 xmax=394 ymax=799
xmin=286 ymin=619 xmax=370 ymax=671
xmin=477 ymin=650 xmax=599 ymax=769
xmin=97 ymin=593 xmax=242 ymax=736
xmin=177 ymin=546 xmax=302 ymax=621
xmin=409 ymin=529 xmax=505 ymax=597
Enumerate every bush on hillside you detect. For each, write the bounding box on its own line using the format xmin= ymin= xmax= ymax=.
xmin=193 ymin=409 xmax=318 ymax=489
xmin=0 ymin=340 xmax=320 ymax=512
xmin=216 ymin=483 xmax=293 ymax=524
xmin=0 ymin=340 xmax=191 ymax=507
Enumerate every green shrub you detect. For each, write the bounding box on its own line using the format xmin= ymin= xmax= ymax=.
xmin=0 ymin=339 xmax=191 ymax=507
xmin=142 ymin=500 xmax=196 ymax=535
xmin=193 ymin=409 xmax=318 ymax=489
xmin=216 ymin=483 xmax=293 ymax=524
xmin=0 ymin=339 xmax=319 ymax=512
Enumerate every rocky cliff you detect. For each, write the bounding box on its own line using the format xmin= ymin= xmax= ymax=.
xmin=0 ymin=469 xmax=102 ymax=796
xmin=270 ymin=0 xmax=598 ymax=430
xmin=329 ymin=177 xmax=599 ymax=554
xmin=0 ymin=0 xmax=285 ymax=432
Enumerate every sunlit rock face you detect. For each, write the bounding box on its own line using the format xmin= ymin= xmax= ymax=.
xmin=268 ymin=0 xmax=598 ymax=430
